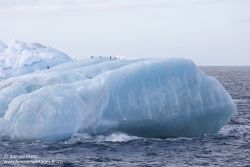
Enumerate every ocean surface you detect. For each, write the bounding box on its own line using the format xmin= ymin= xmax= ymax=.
xmin=0 ymin=66 xmax=249 ymax=167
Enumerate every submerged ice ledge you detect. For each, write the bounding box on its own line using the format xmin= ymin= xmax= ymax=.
xmin=0 ymin=51 xmax=236 ymax=142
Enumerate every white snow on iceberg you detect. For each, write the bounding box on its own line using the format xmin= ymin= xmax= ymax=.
xmin=0 ymin=39 xmax=72 ymax=80
xmin=0 ymin=56 xmax=236 ymax=142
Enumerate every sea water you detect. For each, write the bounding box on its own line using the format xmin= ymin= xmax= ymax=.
xmin=0 ymin=66 xmax=249 ymax=167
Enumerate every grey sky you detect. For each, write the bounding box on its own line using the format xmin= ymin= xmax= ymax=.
xmin=0 ymin=0 xmax=249 ymax=65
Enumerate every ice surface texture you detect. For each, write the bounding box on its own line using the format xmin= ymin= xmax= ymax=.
xmin=0 ymin=39 xmax=72 ymax=80
xmin=0 ymin=57 xmax=236 ymax=142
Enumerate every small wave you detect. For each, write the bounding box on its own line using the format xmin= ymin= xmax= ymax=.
xmin=164 ymin=137 xmax=193 ymax=142
xmin=233 ymin=99 xmax=250 ymax=102
xmin=99 ymin=132 xmax=140 ymax=142
xmin=66 ymin=132 xmax=140 ymax=144
xmin=65 ymin=132 xmax=196 ymax=145
xmin=219 ymin=125 xmax=250 ymax=135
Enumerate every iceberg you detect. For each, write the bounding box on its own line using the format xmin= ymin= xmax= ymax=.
xmin=0 ymin=40 xmax=7 ymax=52
xmin=0 ymin=55 xmax=237 ymax=142
xmin=0 ymin=39 xmax=72 ymax=80
xmin=0 ymin=67 xmax=6 ymax=78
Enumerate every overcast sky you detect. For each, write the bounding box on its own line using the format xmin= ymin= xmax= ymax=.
xmin=0 ymin=0 xmax=249 ymax=65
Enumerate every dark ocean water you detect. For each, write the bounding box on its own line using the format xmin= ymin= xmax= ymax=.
xmin=0 ymin=66 xmax=250 ymax=167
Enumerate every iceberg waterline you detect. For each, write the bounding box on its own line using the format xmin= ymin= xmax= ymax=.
xmin=0 ymin=40 xmax=236 ymax=142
